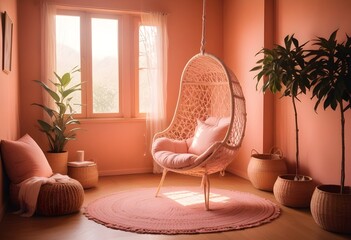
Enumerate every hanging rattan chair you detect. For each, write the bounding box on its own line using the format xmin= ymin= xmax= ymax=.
xmin=151 ymin=0 xmax=246 ymax=210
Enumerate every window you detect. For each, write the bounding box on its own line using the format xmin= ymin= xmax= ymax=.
xmin=56 ymin=15 xmax=81 ymax=114
xmin=91 ymin=18 xmax=119 ymax=114
xmin=55 ymin=10 xmax=149 ymax=119
xmin=138 ymin=25 xmax=157 ymax=114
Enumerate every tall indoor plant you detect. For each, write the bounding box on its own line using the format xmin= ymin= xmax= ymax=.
xmin=33 ymin=66 xmax=81 ymax=174
xmin=251 ymin=34 xmax=315 ymax=207
xmin=309 ymin=30 xmax=351 ymax=233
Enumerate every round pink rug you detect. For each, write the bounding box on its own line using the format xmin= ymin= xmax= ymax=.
xmin=84 ymin=187 xmax=280 ymax=234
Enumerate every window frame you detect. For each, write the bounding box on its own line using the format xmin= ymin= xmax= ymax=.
xmin=134 ymin=20 xmax=146 ymax=118
xmin=55 ymin=8 xmax=143 ymax=120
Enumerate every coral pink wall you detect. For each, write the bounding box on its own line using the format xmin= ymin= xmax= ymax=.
xmin=0 ymin=0 xmax=19 ymax=220
xmin=224 ymin=0 xmax=351 ymax=186
xmin=274 ymin=0 xmax=351 ymax=185
xmin=223 ymin=0 xmax=273 ymax=177
xmin=18 ymin=0 xmax=223 ymax=176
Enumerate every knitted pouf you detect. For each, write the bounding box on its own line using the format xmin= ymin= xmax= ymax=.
xmin=10 ymin=178 xmax=84 ymax=216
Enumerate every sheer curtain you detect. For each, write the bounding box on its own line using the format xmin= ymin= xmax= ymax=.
xmin=140 ymin=13 xmax=168 ymax=173
xmin=40 ymin=1 xmax=56 ymax=116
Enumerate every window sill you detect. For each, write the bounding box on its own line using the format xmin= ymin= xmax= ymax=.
xmin=77 ymin=117 xmax=146 ymax=124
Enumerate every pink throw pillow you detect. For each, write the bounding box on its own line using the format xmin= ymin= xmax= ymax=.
xmin=0 ymin=134 xmax=53 ymax=184
xmin=188 ymin=119 xmax=228 ymax=155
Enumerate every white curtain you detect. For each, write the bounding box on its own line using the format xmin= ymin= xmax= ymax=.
xmin=40 ymin=1 xmax=56 ymax=115
xmin=140 ymin=13 xmax=168 ymax=173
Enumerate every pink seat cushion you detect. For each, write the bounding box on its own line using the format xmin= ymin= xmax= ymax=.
xmin=152 ymin=137 xmax=198 ymax=169
xmin=152 ymin=117 xmax=229 ymax=169
xmin=0 ymin=134 xmax=53 ymax=184
xmin=187 ymin=119 xmax=228 ymax=155
xmin=154 ymin=151 xmax=199 ymax=169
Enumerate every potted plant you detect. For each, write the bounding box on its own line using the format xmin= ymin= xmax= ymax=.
xmin=32 ymin=66 xmax=82 ymax=174
xmin=251 ymin=34 xmax=315 ymax=207
xmin=309 ymin=30 xmax=351 ymax=234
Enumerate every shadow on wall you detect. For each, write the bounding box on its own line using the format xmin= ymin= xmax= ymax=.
xmin=0 ymin=155 xmax=10 ymax=220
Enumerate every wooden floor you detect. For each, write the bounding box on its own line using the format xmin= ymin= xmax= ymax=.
xmin=0 ymin=173 xmax=350 ymax=240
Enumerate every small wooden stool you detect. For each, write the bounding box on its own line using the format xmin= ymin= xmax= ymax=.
xmin=68 ymin=162 xmax=98 ymax=189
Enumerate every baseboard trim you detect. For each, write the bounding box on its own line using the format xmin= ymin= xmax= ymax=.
xmin=227 ymin=168 xmax=249 ymax=180
xmin=99 ymin=168 xmax=153 ymax=176
xmin=99 ymin=168 xmax=249 ymax=179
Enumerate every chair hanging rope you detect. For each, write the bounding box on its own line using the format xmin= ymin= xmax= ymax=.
xmin=200 ymin=0 xmax=207 ymax=54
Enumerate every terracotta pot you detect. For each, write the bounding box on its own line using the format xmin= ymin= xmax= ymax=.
xmin=247 ymin=149 xmax=287 ymax=191
xmin=273 ymin=174 xmax=315 ymax=208
xmin=45 ymin=151 xmax=68 ymax=174
xmin=310 ymin=185 xmax=351 ymax=234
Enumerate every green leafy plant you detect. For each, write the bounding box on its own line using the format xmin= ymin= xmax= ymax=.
xmin=32 ymin=66 xmax=82 ymax=153
xmin=309 ymin=30 xmax=351 ymax=194
xmin=251 ymin=34 xmax=312 ymax=180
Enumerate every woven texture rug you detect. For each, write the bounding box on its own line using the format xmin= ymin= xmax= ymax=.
xmin=84 ymin=187 xmax=280 ymax=234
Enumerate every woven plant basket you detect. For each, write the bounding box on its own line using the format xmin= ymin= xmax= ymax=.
xmin=310 ymin=185 xmax=351 ymax=234
xmin=273 ymin=174 xmax=315 ymax=208
xmin=247 ymin=148 xmax=287 ymax=191
xmin=68 ymin=164 xmax=98 ymax=189
xmin=45 ymin=151 xmax=68 ymax=175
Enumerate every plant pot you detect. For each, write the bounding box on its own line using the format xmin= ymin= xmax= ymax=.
xmin=273 ymin=174 xmax=315 ymax=208
xmin=45 ymin=151 xmax=68 ymax=174
xmin=310 ymin=185 xmax=351 ymax=234
xmin=247 ymin=149 xmax=287 ymax=191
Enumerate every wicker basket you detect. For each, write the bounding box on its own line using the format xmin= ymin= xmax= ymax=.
xmin=273 ymin=174 xmax=315 ymax=208
xmin=68 ymin=163 xmax=98 ymax=189
xmin=247 ymin=148 xmax=287 ymax=191
xmin=311 ymin=185 xmax=351 ymax=234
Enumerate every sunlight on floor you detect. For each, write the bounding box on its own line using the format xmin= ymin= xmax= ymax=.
xmin=163 ymin=190 xmax=230 ymax=206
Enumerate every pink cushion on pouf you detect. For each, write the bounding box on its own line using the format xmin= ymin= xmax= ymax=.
xmin=0 ymin=134 xmax=53 ymax=184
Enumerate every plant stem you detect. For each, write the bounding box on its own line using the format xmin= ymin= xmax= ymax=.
xmin=292 ymin=95 xmax=300 ymax=179
xmin=340 ymin=101 xmax=345 ymax=194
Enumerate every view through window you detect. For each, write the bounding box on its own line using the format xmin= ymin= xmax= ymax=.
xmin=55 ymin=12 xmax=155 ymax=118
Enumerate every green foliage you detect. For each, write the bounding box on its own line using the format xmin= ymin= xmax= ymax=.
xmin=251 ymin=34 xmax=312 ymax=180
xmin=251 ymin=34 xmax=311 ymax=98
xmin=308 ymin=30 xmax=351 ymax=193
xmin=309 ymin=30 xmax=351 ymax=112
xmin=32 ymin=66 xmax=81 ymax=153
